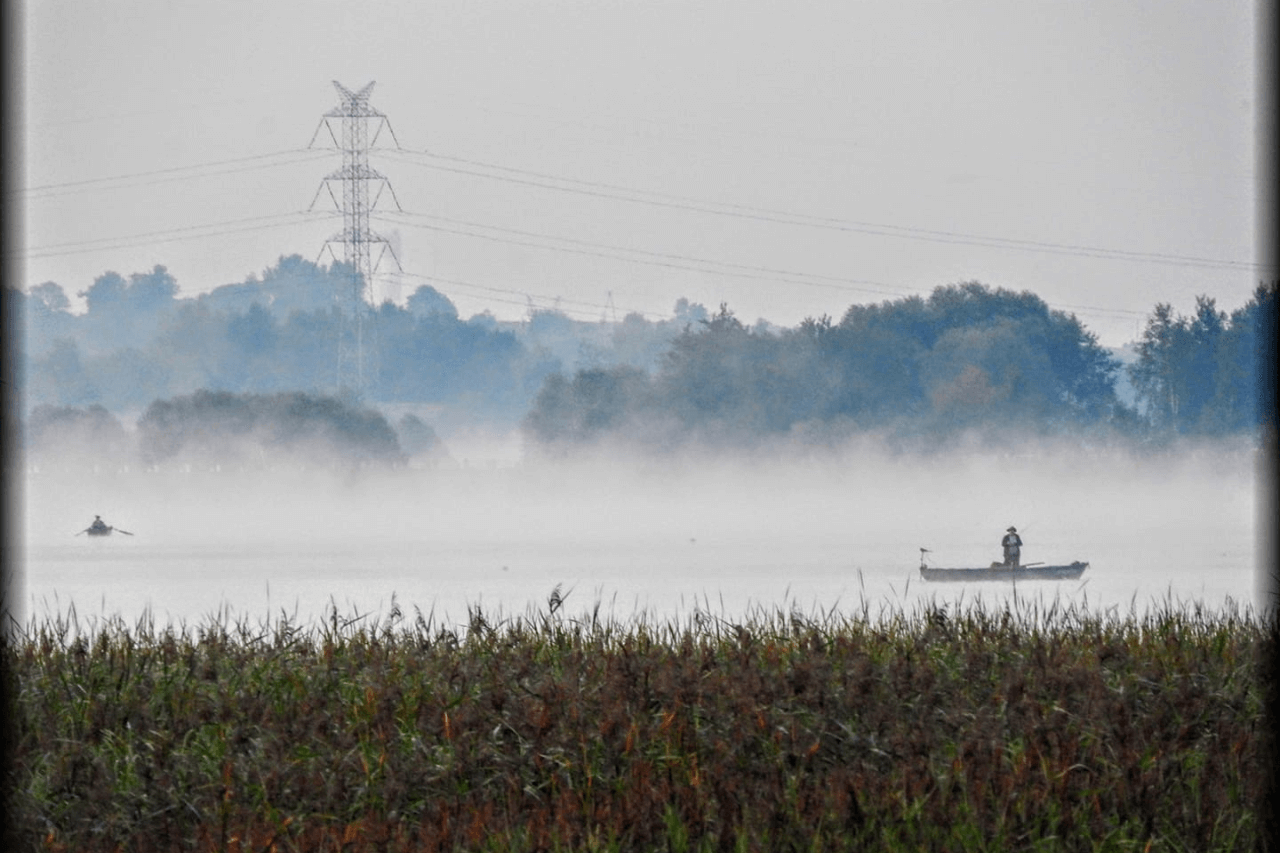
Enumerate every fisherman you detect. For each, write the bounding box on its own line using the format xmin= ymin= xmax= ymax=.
xmin=89 ymin=515 xmax=110 ymax=534
xmin=1001 ymin=526 xmax=1023 ymax=568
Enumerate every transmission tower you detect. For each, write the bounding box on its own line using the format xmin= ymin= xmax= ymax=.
xmin=309 ymin=80 xmax=403 ymax=397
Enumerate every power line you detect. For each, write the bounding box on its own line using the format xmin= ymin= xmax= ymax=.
xmin=388 ymin=269 xmax=664 ymax=321
xmin=394 ymin=275 xmax=613 ymax=321
xmin=15 ymin=123 xmax=1248 ymax=337
xmin=390 ymin=266 xmax=1151 ymax=335
xmin=1050 ymin=302 xmax=1149 ymax=318
xmin=378 ymin=210 xmax=1180 ymax=326
xmin=17 ymin=211 xmax=336 ymax=260
xmin=384 ymin=148 xmax=1269 ymax=272
xmin=376 ymin=209 xmax=909 ymax=300
xmin=13 ymin=164 xmax=1170 ymax=331
xmin=13 ymin=148 xmax=329 ymax=198
xmin=18 ymin=140 xmax=1264 ymax=282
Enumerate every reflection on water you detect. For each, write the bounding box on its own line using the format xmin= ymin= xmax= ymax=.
xmin=15 ymin=445 xmax=1264 ymax=628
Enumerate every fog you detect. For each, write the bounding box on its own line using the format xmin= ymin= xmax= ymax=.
xmin=15 ymin=436 xmax=1264 ymax=630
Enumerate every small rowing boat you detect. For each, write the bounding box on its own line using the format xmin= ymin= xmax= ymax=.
xmin=77 ymin=516 xmax=133 ymax=538
xmin=918 ymin=560 xmax=1089 ymax=582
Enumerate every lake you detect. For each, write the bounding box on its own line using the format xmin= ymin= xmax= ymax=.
xmin=12 ymin=441 xmax=1268 ymax=631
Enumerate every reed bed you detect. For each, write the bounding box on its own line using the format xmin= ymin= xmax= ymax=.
xmin=3 ymin=592 xmax=1270 ymax=852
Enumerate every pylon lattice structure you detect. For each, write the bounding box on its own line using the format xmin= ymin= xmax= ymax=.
xmin=309 ymin=81 xmax=403 ymax=397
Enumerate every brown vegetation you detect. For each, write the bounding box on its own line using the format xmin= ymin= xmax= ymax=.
xmin=5 ymin=597 xmax=1268 ymax=851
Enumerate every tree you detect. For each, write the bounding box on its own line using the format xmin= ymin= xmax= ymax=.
xmin=1039 ymin=311 xmax=1121 ymax=421
xmin=29 ymin=281 xmax=69 ymax=313
xmin=658 ymin=304 xmax=757 ymax=431
xmin=406 ymin=284 xmax=459 ymax=320
xmin=275 ymin=307 xmax=342 ymax=392
xmin=829 ymin=299 xmax=930 ymax=423
xmin=29 ymin=339 xmax=98 ymax=406
xmin=1129 ymin=303 xmax=1188 ymax=432
xmin=78 ymin=271 xmax=128 ymax=315
xmin=135 ymin=390 xmax=404 ymax=467
xmin=673 ymin=297 xmax=709 ymax=327
xmin=22 ymin=282 xmax=77 ymax=357
xmin=75 ymin=266 xmax=179 ymax=354
xmin=522 ymin=366 xmax=653 ymax=448
xmin=920 ymin=318 xmax=1056 ymax=431
xmin=1207 ymin=281 xmax=1278 ymax=433
xmin=90 ymin=347 xmax=173 ymax=411
xmin=1183 ymin=296 xmax=1226 ymax=429
xmin=126 ymin=265 xmax=179 ymax=310
xmin=522 ymin=284 xmax=1133 ymax=453
xmin=153 ymin=302 xmax=238 ymax=393
xmin=1127 ymin=292 xmax=1269 ymax=437
xmin=25 ymin=404 xmax=131 ymax=459
xmin=396 ymin=413 xmax=447 ymax=459
xmin=224 ymin=303 xmax=282 ymax=391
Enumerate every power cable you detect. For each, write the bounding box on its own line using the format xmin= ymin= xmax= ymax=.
xmin=389 ymin=266 xmax=1145 ymax=334
xmin=19 ymin=211 xmax=337 ymax=260
xmin=384 ymin=148 xmax=1268 ymax=272
xmin=15 ymin=135 xmax=1245 ymax=330
xmin=377 ymin=211 xmax=1197 ymax=326
xmin=376 ymin=209 xmax=908 ymax=300
xmin=14 ymin=148 xmax=330 ymax=198
xmin=387 ymin=269 xmax=664 ymax=320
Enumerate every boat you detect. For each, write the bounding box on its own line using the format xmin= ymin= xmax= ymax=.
xmin=78 ymin=516 xmax=133 ymax=538
xmin=918 ymin=551 xmax=1088 ymax=582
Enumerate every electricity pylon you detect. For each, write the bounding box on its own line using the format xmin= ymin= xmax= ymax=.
xmin=309 ymin=80 xmax=403 ymax=397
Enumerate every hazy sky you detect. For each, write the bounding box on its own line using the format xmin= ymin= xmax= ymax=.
xmin=16 ymin=0 xmax=1263 ymax=345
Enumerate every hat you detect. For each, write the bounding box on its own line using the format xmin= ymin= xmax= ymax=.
xmin=1006 ymin=526 xmax=1017 ymax=532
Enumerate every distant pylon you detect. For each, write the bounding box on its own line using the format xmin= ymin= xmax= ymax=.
xmin=308 ymin=80 xmax=403 ymax=397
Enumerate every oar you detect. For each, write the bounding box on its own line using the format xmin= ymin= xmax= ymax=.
xmin=75 ymin=529 xmax=88 ymax=536
xmin=113 ymin=527 xmax=134 ymax=536
xmin=1021 ymin=562 xmax=1044 ymax=568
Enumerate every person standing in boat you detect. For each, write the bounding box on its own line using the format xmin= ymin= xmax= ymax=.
xmin=1001 ymin=526 xmax=1023 ymax=567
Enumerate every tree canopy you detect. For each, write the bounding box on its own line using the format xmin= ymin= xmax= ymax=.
xmin=1129 ymin=282 xmax=1276 ymax=436
xmin=523 ymin=283 xmax=1138 ymax=452
xmin=14 ymin=258 xmax=1272 ymax=454
xmin=135 ymin=390 xmax=404 ymax=467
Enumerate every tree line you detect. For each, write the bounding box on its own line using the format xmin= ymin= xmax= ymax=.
xmin=523 ymin=281 xmax=1275 ymax=453
xmin=16 ymin=258 xmax=542 ymax=422
xmin=10 ymin=256 xmax=1274 ymax=455
xmin=23 ymin=391 xmax=419 ymax=470
xmin=12 ymin=256 xmax=691 ymax=426
xmin=1127 ymin=287 xmax=1275 ymax=436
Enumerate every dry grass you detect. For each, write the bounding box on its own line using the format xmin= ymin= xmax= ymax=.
xmin=4 ymin=593 xmax=1269 ymax=851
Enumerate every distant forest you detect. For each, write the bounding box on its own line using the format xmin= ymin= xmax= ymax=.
xmin=12 ymin=257 xmax=696 ymax=427
xmin=527 ymin=283 xmax=1275 ymax=452
xmin=8 ymin=255 xmax=1275 ymax=460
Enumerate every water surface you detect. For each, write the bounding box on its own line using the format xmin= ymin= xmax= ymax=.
xmin=16 ymin=445 xmax=1262 ymax=629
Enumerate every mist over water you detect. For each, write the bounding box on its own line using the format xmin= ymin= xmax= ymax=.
xmin=16 ymin=438 xmax=1262 ymax=630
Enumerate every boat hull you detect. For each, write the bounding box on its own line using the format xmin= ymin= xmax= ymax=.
xmin=919 ymin=562 xmax=1088 ymax=582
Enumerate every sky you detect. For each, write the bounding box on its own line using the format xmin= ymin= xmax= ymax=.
xmin=12 ymin=0 xmax=1266 ymax=346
